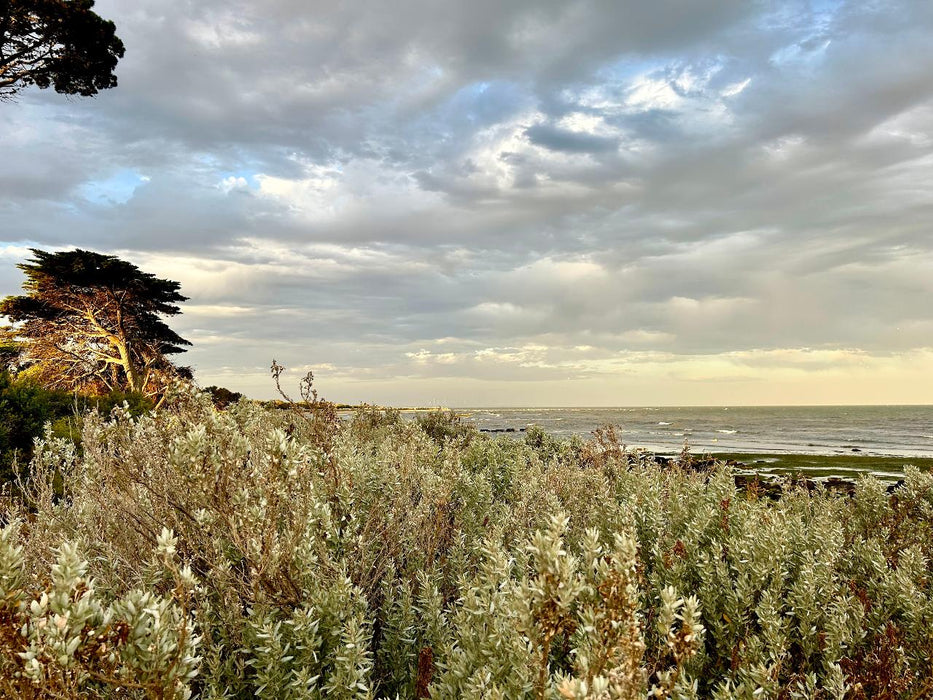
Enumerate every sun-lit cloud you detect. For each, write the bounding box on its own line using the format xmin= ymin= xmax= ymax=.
xmin=1 ymin=0 xmax=932 ymax=404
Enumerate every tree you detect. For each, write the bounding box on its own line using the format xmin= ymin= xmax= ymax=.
xmin=0 ymin=249 xmax=191 ymax=397
xmin=204 ymin=385 xmax=243 ymax=409
xmin=0 ymin=0 xmax=124 ymax=99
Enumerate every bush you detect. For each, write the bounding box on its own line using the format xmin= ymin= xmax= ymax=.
xmin=2 ymin=389 xmax=932 ymax=697
xmin=0 ymin=372 xmax=154 ymax=484
xmin=203 ymin=385 xmax=243 ymax=409
xmin=0 ymin=524 xmax=200 ymax=699
xmin=415 ymin=409 xmax=477 ymax=445
xmin=0 ymin=372 xmax=71 ymax=482
xmin=80 ymin=389 xmax=154 ymax=417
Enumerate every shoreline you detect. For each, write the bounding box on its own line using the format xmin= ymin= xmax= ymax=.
xmin=707 ymin=451 xmax=933 ymax=480
xmin=334 ymin=405 xmax=933 ymax=480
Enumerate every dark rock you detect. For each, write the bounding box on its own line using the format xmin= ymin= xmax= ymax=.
xmin=732 ymin=472 xmax=857 ymax=499
xmin=819 ymin=477 xmax=857 ymax=496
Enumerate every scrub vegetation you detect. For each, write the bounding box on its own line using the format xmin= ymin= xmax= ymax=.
xmin=2 ymin=385 xmax=933 ymax=698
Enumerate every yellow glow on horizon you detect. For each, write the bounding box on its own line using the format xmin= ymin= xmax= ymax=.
xmin=194 ymin=347 xmax=933 ymax=407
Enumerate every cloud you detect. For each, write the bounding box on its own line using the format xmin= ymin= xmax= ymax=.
xmin=2 ymin=0 xmax=933 ymax=403
xmin=524 ymin=123 xmax=620 ymax=154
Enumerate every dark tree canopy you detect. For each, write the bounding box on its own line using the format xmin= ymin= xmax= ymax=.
xmin=0 ymin=249 xmax=191 ymax=396
xmin=204 ymin=385 xmax=243 ymax=409
xmin=0 ymin=0 xmax=124 ymax=99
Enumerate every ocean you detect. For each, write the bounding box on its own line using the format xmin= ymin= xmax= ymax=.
xmin=456 ymin=405 xmax=933 ymax=461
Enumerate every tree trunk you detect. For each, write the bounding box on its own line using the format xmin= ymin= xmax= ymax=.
xmin=115 ymin=338 xmax=142 ymax=393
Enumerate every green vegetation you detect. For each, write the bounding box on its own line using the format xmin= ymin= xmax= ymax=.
xmin=0 ymin=371 xmax=71 ymax=482
xmin=204 ymin=385 xmax=244 ymax=409
xmin=716 ymin=451 xmax=933 ymax=478
xmin=0 ymin=370 xmax=153 ymax=482
xmin=2 ymin=393 xmax=933 ymax=698
xmin=414 ymin=407 xmax=476 ymax=443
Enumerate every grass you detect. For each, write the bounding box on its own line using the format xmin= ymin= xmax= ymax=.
xmin=711 ymin=452 xmax=933 ymax=480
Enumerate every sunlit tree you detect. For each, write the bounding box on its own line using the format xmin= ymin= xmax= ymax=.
xmin=0 ymin=249 xmax=191 ymax=397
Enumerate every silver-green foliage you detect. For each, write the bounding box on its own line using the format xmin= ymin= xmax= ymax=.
xmin=2 ymin=387 xmax=933 ymax=698
xmin=0 ymin=523 xmax=199 ymax=698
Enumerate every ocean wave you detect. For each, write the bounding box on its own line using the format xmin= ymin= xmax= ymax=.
xmin=658 ymin=421 xmax=672 ymax=425
xmin=717 ymin=429 xmax=737 ymax=434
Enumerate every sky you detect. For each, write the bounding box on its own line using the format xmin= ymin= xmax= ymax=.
xmin=1 ymin=0 xmax=933 ymax=406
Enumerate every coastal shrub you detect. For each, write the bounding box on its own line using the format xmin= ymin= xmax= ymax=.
xmin=0 ymin=370 xmax=155 ymax=485
xmin=80 ymin=389 xmax=154 ymax=417
xmin=0 ymin=523 xmax=200 ymax=699
xmin=2 ymin=388 xmax=933 ymax=697
xmin=0 ymin=372 xmax=71 ymax=482
xmin=346 ymin=403 xmax=403 ymax=444
xmin=415 ymin=409 xmax=477 ymax=445
xmin=203 ymin=385 xmax=243 ymax=409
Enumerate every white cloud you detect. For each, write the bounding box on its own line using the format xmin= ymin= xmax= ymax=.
xmin=619 ymin=329 xmax=676 ymax=345
xmin=186 ymin=15 xmax=262 ymax=49
xmin=406 ymin=349 xmax=460 ymax=365
xmin=721 ymin=78 xmax=751 ymax=97
xmin=219 ymin=176 xmax=249 ymax=193
xmin=626 ymin=76 xmax=683 ymax=111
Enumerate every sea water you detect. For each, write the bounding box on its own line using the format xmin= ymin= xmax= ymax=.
xmin=456 ymin=405 xmax=933 ymax=460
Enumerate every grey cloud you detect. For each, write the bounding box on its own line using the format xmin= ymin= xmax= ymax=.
xmin=524 ymin=124 xmax=620 ymax=154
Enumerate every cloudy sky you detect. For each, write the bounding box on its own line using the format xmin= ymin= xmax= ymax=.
xmin=2 ymin=0 xmax=933 ymax=405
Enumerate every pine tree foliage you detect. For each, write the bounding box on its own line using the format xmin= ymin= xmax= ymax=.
xmin=0 ymin=0 xmax=124 ymax=99
xmin=2 ymin=393 xmax=933 ymax=697
xmin=0 ymin=248 xmax=190 ymax=397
